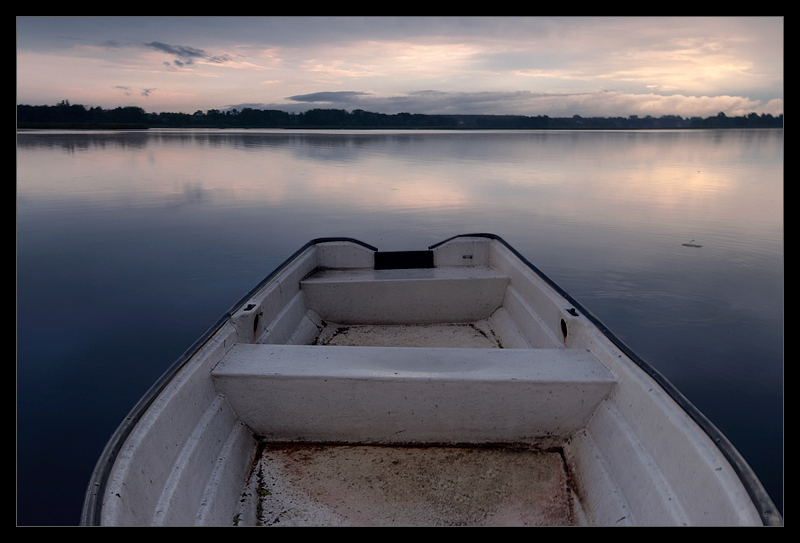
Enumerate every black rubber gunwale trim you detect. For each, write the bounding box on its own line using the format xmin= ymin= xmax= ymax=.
xmin=430 ymin=233 xmax=781 ymax=526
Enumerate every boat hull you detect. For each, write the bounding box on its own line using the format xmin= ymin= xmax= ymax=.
xmin=82 ymin=234 xmax=781 ymax=526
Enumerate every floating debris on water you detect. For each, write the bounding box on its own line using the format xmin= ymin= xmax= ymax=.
xmin=681 ymin=239 xmax=703 ymax=248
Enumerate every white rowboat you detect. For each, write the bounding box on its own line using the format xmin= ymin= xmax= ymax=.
xmin=81 ymin=234 xmax=781 ymax=526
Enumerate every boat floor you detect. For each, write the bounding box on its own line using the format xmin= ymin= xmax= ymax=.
xmin=310 ymin=320 xmax=509 ymax=349
xmin=238 ymin=443 xmax=576 ymax=526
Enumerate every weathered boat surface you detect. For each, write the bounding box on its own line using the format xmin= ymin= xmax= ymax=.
xmin=81 ymin=234 xmax=781 ymax=526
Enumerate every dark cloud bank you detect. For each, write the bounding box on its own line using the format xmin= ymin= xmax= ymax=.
xmin=229 ymin=87 xmax=780 ymax=119
xmin=145 ymin=41 xmax=233 ymax=67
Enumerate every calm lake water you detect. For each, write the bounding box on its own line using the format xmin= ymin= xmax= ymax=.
xmin=17 ymin=128 xmax=783 ymax=525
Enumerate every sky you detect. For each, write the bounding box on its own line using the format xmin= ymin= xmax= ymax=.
xmin=16 ymin=16 xmax=783 ymax=118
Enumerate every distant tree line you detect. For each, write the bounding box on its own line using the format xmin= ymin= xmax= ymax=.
xmin=17 ymin=101 xmax=784 ymax=130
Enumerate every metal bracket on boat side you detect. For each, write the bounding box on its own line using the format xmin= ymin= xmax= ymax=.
xmin=561 ymin=309 xmax=579 ymax=341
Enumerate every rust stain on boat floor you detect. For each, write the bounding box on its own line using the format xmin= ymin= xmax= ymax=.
xmin=241 ymin=443 xmax=575 ymax=526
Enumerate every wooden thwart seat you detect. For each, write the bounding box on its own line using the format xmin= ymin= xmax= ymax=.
xmin=300 ymin=266 xmax=511 ymax=324
xmin=212 ymin=344 xmax=616 ymax=443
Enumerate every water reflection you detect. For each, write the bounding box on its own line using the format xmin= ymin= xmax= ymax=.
xmin=17 ymin=129 xmax=784 ymax=224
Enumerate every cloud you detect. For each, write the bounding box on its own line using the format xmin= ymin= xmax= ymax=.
xmin=146 ymin=41 xmax=205 ymax=64
xmin=145 ymin=41 xmax=232 ymax=67
xmin=15 ymin=17 xmax=781 ymax=117
xmin=114 ymin=86 xmax=156 ymax=99
xmin=287 ymin=91 xmax=370 ymax=104
xmin=265 ymin=89 xmax=782 ymax=119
